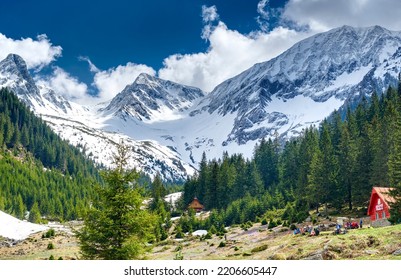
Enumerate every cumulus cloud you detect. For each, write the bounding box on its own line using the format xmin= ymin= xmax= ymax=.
xmin=40 ymin=67 xmax=89 ymax=102
xmin=159 ymin=19 xmax=311 ymax=92
xmin=159 ymin=0 xmax=401 ymax=92
xmin=93 ymin=62 xmax=156 ymax=101
xmin=282 ymin=0 xmax=401 ymax=32
xmin=0 ymin=33 xmax=62 ymax=69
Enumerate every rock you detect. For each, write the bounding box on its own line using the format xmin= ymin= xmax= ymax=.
xmin=305 ymin=216 xmax=312 ymax=222
xmin=303 ymin=253 xmax=323 ymax=260
xmin=392 ymin=249 xmax=401 ymax=256
xmin=365 ymin=249 xmax=379 ymax=255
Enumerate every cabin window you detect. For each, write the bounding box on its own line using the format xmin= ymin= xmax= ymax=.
xmin=376 ymin=212 xmax=379 ymax=220
xmin=382 ymin=211 xmax=386 ymax=219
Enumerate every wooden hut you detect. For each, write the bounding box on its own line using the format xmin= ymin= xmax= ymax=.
xmin=188 ymin=197 xmax=204 ymax=212
xmin=367 ymin=186 xmax=395 ymax=227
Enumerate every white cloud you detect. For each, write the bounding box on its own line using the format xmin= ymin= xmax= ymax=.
xmin=202 ymin=5 xmax=219 ymax=23
xmin=282 ymin=0 xmax=401 ymax=32
xmin=78 ymin=56 xmax=100 ymax=73
xmin=93 ymin=62 xmax=156 ymax=101
xmin=0 ymin=33 xmax=62 ymax=69
xmin=43 ymin=67 xmax=89 ymax=102
xmin=201 ymin=5 xmax=219 ymax=40
xmin=159 ymin=21 xmax=311 ymax=92
xmin=256 ymin=0 xmax=270 ymax=32
xmin=159 ymin=0 xmax=401 ymax=93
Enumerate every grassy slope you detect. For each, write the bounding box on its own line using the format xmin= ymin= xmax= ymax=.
xmin=1 ymin=222 xmax=401 ymax=260
xmin=148 ymin=223 xmax=401 ymax=260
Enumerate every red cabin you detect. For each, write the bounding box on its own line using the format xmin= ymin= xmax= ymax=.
xmin=367 ymin=187 xmax=394 ymax=223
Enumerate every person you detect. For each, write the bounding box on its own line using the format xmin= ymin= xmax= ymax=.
xmin=360 ymin=219 xmax=363 ymax=229
xmin=335 ymin=223 xmax=341 ymax=234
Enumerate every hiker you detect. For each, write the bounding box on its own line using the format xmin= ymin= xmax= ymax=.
xmin=359 ymin=219 xmax=363 ymax=229
xmin=335 ymin=224 xmax=341 ymax=234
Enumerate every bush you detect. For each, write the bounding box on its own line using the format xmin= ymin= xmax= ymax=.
xmin=268 ymin=220 xmax=277 ymax=229
xmin=289 ymin=224 xmax=297 ymax=230
xmin=45 ymin=228 xmax=55 ymax=238
xmin=251 ymin=244 xmax=268 ymax=253
xmin=47 ymin=242 xmax=55 ymax=250
xmin=218 ymin=241 xmax=226 ymax=248
xmin=261 ymin=219 xmax=268 ymax=225
xmin=49 ymin=255 xmax=55 ymax=260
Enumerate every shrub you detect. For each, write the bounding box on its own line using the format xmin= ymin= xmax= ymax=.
xmin=218 ymin=241 xmax=226 ymax=248
xmin=289 ymin=224 xmax=297 ymax=230
xmin=45 ymin=228 xmax=55 ymax=238
xmin=261 ymin=219 xmax=268 ymax=225
xmin=47 ymin=242 xmax=55 ymax=250
xmin=205 ymin=232 xmax=212 ymax=239
xmin=209 ymin=225 xmax=217 ymax=234
xmin=268 ymin=220 xmax=277 ymax=229
xmin=174 ymin=251 xmax=183 ymax=260
xmin=251 ymin=244 xmax=268 ymax=253
xmin=49 ymin=255 xmax=55 ymax=260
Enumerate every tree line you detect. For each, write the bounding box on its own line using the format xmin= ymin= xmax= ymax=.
xmin=0 ymin=88 xmax=100 ymax=221
xmin=182 ymin=82 xmax=401 ymax=226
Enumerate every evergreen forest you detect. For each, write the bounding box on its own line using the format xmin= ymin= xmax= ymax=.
xmin=0 ymin=88 xmax=100 ymax=221
xmin=180 ymin=83 xmax=401 ymax=230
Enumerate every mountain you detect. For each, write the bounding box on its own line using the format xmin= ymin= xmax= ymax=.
xmin=204 ymin=25 xmax=401 ymax=144
xmin=2 ymin=25 xmax=401 ymax=182
xmin=0 ymin=55 xmax=198 ymax=182
xmin=102 ymin=73 xmax=204 ymax=122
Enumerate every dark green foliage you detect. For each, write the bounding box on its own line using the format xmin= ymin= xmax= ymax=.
xmin=76 ymin=143 xmax=156 ymax=260
xmin=47 ymin=242 xmax=55 ymax=250
xmin=28 ymin=202 xmax=41 ymax=223
xmin=218 ymin=241 xmax=226 ymax=248
xmin=49 ymin=255 xmax=55 ymax=260
xmin=0 ymin=88 xmax=100 ymax=220
xmin=268 ymin=220 xmax=277 ymax=229
xmin=45 ymin=229 xmax=56 ymax=238
xmin=182 ymin=82 xmax=401 ymax=227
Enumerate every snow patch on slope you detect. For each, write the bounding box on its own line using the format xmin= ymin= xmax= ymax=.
xmin=0 ymin=210 xmax=48 ymax=240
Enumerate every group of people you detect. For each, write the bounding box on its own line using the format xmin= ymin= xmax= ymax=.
xmin=335 ymin=219 xmax=363 ymax=234
xmin=293 ymin=225 xmax=320 ymax=236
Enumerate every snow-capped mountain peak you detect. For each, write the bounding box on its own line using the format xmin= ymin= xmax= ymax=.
xmin=102 ymin=73 xmax=205 ymax=123
xmin=2 ymin=26 xmax=401 ymax=182
xmin=204 ymin=25 xmax=401 ymax=144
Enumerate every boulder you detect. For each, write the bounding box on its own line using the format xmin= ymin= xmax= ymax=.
xmin=392 ymin=249 xmax=401 ymax=256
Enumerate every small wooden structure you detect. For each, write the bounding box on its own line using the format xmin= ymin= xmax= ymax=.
xmin=188 ymin=197 xmax=204 ymax=212
xmin=367 ymin=186 xmax=395 ymax=227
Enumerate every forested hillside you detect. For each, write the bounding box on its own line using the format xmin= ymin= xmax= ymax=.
xmin=182 ymin=82 xmax=401 ymax=228
xmin=0 ymin=88 xmax=100 ymax=221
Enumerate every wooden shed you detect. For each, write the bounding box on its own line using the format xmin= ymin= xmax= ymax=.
xmin=367 ymin=187 xmax=395 ymax=225
xmin=188 ymin=197 xmax=204 ymax=212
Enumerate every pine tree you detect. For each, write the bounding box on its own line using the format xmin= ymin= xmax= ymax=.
xmin=28 ymin=201 xmax=41 ymax=223
xmin=77 ymin=142 xmax=156 ymax=259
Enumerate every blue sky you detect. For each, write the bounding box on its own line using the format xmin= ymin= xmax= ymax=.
xmin=1 ymin=0 xmax=401 ymax=103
